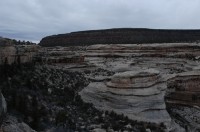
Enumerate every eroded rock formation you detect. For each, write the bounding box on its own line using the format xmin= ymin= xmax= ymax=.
xmin=79 ymin=42 xmax=200 ymax=131
xmin=80 ymin=69 xmax=171 ymax=124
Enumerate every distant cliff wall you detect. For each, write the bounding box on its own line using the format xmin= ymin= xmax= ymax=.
xmin=39 ymin=28 xmax=200 ymax=47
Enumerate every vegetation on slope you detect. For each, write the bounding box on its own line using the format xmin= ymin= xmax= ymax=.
xmin=40 ymin=28 xmax=200 ymax=47
xmin=0 ymin=36 xmax=36 ymax=46
xmin=0 ymin=63 xmax=166 ymax=131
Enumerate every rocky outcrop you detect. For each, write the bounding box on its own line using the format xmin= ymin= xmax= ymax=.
xmin=80 ymin=69 xmax=171 ymax=124
xmin=106 ymin=69 xmax=161 ymax=88
xmin=85 ymin=43 xmax=200 ymax=58
xmin=78 ymin=42 xmax=200 ymax=131
xmin=34 ymin=47 xmax=85 ymax=64
xmin=0 ymin=45 xmax=40 ymax=65
xmin=166 ymin=71 xmax=200 ymax=106
xmin=39 ymin=28 xmax=200 ymax=47
xmin=0 ymin=45 xmax=16 ymax=65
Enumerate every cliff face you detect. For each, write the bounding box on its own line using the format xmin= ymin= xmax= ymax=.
xmin=39 ymin=28 xmax=200 ymax=47
xmin=0 ymin=45 xmax=40 ymax=65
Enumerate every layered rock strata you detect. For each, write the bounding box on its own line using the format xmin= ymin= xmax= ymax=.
xmin=80 ymin=69 xmax=171 ymax=124
xmin=166 ymin=71 xmax=200 ymax=106
xmin=34 ymin=47 xmax=85 ymax=64
xmin=0 ymin=45 xmax=39 ymax=65
xmin=86 ymin=43 xmax=200 ymax=58
xmin=79 ymin=43 xmax=200 ymax=129
xmin=106 ymin=69 xmax=161 ymax=88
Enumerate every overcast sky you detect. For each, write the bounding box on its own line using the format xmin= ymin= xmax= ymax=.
xmin=0 ymin=0 xmax=200 ymax=43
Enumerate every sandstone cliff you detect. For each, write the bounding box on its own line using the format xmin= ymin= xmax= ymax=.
xmin=0 ymin=45 xmax=40 ymax=65
xmin=39 ymin=28 xmax=200 ymax=47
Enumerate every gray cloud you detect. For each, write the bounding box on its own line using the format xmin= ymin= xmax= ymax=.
xmin=0 ymin=0 xmax=200 ymax=42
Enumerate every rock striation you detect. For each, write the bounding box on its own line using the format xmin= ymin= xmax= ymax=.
xmin=85 ymin=43 xmax=200 ymax=58
xmin=79 ymin=42 xmax=200 ymax=131
xmin=80 ymin=68 xmax=171 ymax=124
xmin=0 ymin=45 xmax=40 ymax=65
xmin=34 ymin=46 xmax=85 ymax=64
xmin=106 ymin=69 xmax=161 ymax=88
xmin=39 ymin=28 xmax=200 ymax=47
xmin=166 ymin=71 xmax=200 ymax=106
